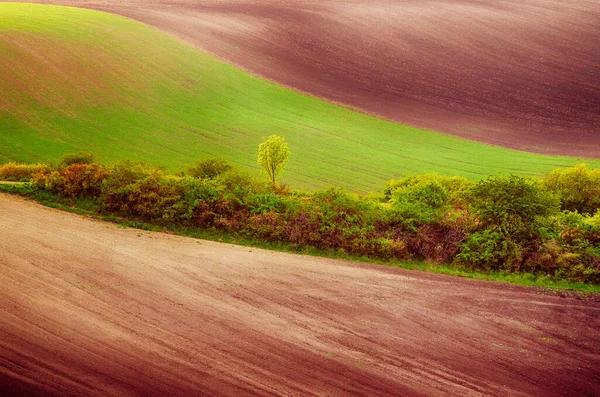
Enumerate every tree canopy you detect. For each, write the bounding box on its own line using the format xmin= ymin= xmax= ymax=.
xmin=258 ymin=135 xmax=290 ymax=186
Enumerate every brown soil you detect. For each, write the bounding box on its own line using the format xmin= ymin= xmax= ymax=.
xmin=10 ymin=0 xmax=600 ymax=157
xmin=1 ymin=193 xmax=599 ymax=396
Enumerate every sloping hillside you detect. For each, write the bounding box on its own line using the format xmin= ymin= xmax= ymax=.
xmin=13 ymin=0 xmax=600 ymax=157
xmin=1 ymin=4 xmax=598 ymax=192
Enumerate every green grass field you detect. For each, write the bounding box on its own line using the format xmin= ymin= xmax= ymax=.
xmin=1 ymin=3 xmax=598 ymax=191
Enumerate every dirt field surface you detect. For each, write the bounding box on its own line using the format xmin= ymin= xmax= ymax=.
xmin=9 ymin=0 xmax=600 ymax=157
xmin=1 ymin=193 xmax=600 ymax=396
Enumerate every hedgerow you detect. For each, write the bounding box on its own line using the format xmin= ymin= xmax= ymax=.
xmin=31 ymin=163 xmax=109 ymax=198
xmin=0 ymin=162 xmax=51 ymax=181
xmin=541 ymin=164 xmax=600 ymax=215
xmin=18 ymin=156 xmax=600 ymax=284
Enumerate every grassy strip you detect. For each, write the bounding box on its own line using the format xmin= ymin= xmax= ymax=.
xmin=0 ymin=181 xmax=27 ymax=185
xmin=2 ymin=183 xmax=598 ymax=297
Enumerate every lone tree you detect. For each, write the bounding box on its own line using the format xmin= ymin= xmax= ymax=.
xmin=258 ymin=134 xmax=290 ymax=186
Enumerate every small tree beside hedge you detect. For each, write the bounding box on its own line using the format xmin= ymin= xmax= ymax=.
xmin=19 ymin=154 xmax=600 ymax=284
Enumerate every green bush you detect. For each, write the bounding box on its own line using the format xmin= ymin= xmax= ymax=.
xmin=541 ymin=164 xmax=600 ymax=214
xmin=0 ymin=162 xmax=50 ymax=181
xmin=469 ymin=175 xmax=559 ymax=237
xmin=457 ymin=230 xmax=523 ymax=272
xmin=217 ymin=169 xmax=269 ymax=205
xmin=101 ymin=164 xmax=220 ymax=224
xmin=524 ymin=237 xmax=600 ymax=284
xmin=59 ymin=152 xmax=95 ymax=168
xmin=457 ymin=175 xmax=560 ymax=273
xmin=389 ymin=180 xmax=450 ymax=229
xmin=245 ymin=188 xmax=410 ymax=259
xmin=186 ymin=158 xmax=233 ymax=179
xmin=385 ymin=173 xmax=473 ymax=206
xmin=250 ymin=193 xmax=282 ymax=214
xmin=555 ymin=211 xmax=600 ymax=247
xmin=31 ymin=163 xmax=108 ymax=198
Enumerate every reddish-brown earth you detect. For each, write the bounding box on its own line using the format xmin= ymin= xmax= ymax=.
xmin=10 ymin=0 xmax=600 ymax=157
xmin=1 ymin=193 xmax=600 ymax=396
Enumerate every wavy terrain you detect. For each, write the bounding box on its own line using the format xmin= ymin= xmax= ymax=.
xmin=1 ymin=193 xmax=599 ymax=396
xmin=14 ymin=0 xmax=600 ymax=157
xmin=2 ymin=3 xmax=599 ymax=192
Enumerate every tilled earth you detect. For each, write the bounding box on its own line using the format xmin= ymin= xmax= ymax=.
xmin=1 ymin=193 xmax=599 ymax=396
xmin=8 ymin=0 xmax=600 ymax=156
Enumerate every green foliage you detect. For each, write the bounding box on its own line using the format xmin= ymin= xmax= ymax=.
xmin=24 ymin=158 xmax=600 ymax=284
xmin=541 ymin=164 xmax=600 ymax=214
xmin=553 ymin=211 xmax=600 ymax=254
xmin=216 ymin=169 xmax=270 ymax=211
xmin=300 ymin=189 xmax=410 ymax=258
xmin=525 ymin=238 xmax=600 ymax=284
xmin=457 ymin=230 xmax=523 ymax=272
xmin=100 ymin=163 xmax=220 ymax=224
xmin=186 ymin=158 xmax=233 ymax=180
xmin=586 ymin=211 xmax=600 ymax=228
xmin=59 ymin=152 xmax=95 ymax=168
xmin=384 ymin=173 xmax=474 ymax=206
xmin=456 ymin=174 xmax=600 ymax=282
xmin=469 ymin=175 xmax=560 ymax=236
xmin=0 ymin=162 xmax=50 ymax=181
xmin=258 ymin=135 xmax=290 ymax=186
xmin=389 ymin=180 xmax=449 ymax=229
xmin=250 ymin=193 xmax=282 ymax=214
xmin=31 ymin=163 xmax=108 ymax=198
xmin=384 ymin=174 xmax=474 ymax=236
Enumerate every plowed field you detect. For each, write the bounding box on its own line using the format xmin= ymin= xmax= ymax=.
xmin=1 ymin=193 xmax=599 ymax=396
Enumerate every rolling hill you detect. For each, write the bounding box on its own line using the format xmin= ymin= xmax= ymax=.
xmin=12 ymin=0 xmax=600 ymax=158
xmin=1 ymin=3 xmax=598 ymax=191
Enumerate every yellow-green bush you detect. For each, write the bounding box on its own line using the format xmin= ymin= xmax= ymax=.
xmin=541 ymin=164 xmax=600 ymax=214
xmin=31 ymin=163 xmax=108 ymax=198
xmin=58 ymin=152 xmax=95 ymax=168
xmin=384 ymin=173 xmax=474 ymax=207
xmin=0 ymin=162 xmax=50 ymax=181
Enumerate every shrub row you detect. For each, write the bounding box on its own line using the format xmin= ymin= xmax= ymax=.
xmin=0 ymin=162 xmax=51 ymax=181
xmin=24 ymin=157 xmax=600 ymax=284
xmin=0 ymin=152 xmax=94 ymax=182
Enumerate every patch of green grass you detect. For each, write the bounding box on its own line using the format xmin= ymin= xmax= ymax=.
xmin=1 ymin=4 xmax=599 ymax=192
xmin=2 ymin=185 xmax=598 ymax=296
xmin=404 ymin=262 xmax=600 ymax=295
xmin=0 ymin=183 xmax=32 ymax=195
xmin=0 ymin=183 xmax=98 ymax=214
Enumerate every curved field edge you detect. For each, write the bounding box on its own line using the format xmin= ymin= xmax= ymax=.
xmin=1 ymin=4 xmax=599 ymax=193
